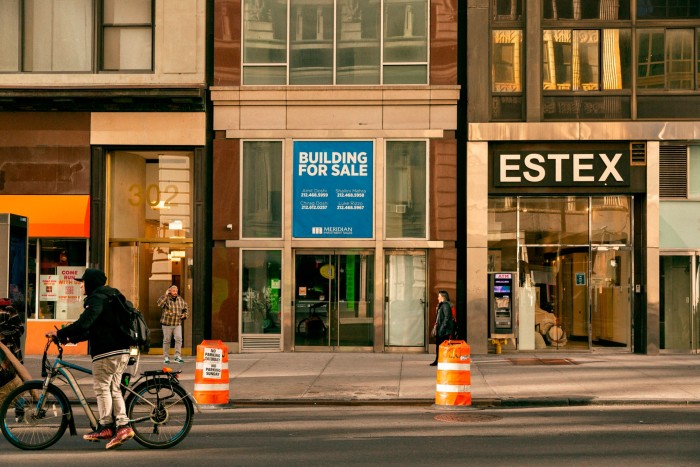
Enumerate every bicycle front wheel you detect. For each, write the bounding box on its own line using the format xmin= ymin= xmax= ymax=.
xmin=126 ymin=378 xmax=193 ymax=449
xmin=0 ymin=381 xmax=69 ymax=450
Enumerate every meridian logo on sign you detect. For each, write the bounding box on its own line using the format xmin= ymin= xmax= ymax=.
xmin=493 ymin=150 xmax=630 ymax=187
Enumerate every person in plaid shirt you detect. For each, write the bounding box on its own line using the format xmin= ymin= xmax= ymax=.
xmin=157 ymin=285 xmax=189 ymax=364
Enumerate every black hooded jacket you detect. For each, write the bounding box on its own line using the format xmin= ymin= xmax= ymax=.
xmin=56 ymin=269 xmax=132 ymax=361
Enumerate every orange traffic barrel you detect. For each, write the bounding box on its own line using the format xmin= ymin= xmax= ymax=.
xmin=193 ymin=340 xmax=230 ymax=407
xmin=434 ymin=340 xmax=472 ymax=409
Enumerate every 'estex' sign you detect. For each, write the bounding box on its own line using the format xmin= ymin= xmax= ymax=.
xmin=494 ymin=150 xmax=630 ymax=187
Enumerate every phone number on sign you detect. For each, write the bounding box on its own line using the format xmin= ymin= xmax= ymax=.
xmin=337 ymin=205 xmax=364 ymax=210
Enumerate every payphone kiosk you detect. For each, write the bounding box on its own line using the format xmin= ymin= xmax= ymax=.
xmin=0 ymin=213 xmax=28 ymax=354
xmin=489 ymin=272 xmax=515 ymax=339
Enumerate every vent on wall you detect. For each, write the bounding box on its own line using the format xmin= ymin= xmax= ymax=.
xmin=241 ymin=335 xmax=281 ymax=352
xmin=659 ymin=145 xmax=688 ymax=199
xmin=630 ymin=142 xmax=646 ymax=166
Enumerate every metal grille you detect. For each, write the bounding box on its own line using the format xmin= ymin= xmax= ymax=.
xmin=659 ymin=145 xmax=688 ymax=199
xmin=630 ymin=142 xmax=646 ymax=166
xmin=241 ymin=335 xmax=281 ymax=352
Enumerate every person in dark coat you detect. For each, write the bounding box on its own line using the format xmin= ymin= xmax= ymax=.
xmin=47 ymin=268 xmax=135 ymax=450
xmin=430 ymin=290 xmax=455 ymax=366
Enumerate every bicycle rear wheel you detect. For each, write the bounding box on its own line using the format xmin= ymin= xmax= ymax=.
xmin=0 ymin=381 xmax=69 ymax=450
xmin=126 ymin=378 xmax=193 ymax=449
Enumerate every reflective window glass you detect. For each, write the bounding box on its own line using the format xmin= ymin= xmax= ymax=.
xmin=242 ymin=141 xmax=283 ymax=238
xmin=519 ymin=197 xmax=589 ymax=245
xmin=0 ymin=0 xmax=19 ymax=71
xmin=492 ymin=30 xmax=523 ymax=92
xmin=337 ymin=0 xmax=380 ymax=84
xmin=637 ymin=29 xmax=666 ymax=89
xmin=488 ymin=196 xmax=518 ymax=272
xmin=667 ymin=29 xmax=693 ymax=89
xmin=242 ymin=250 xmax=282 ymax=335
xmin=290 ymin=0 xmax=334 ymax=84
xmin=23 ymin=0 xmax=93 ymax=72
xmin=385 ymin=141 xmax=427 ymax=239
xmin=32 ymin=239 xmax=87 ymax=320
xmin=637 ymin=1 xmax=700 ymax=19
xmin=384 ymin=0 xmax=428 ymax=63
xmin=243 ymin=0 xmax=288 ymax=64
xmin=602 ymin=29 xmax=632 ymax=89
xmin=590 ymin=196 xmax=630 ymax=245
xmin=544 ymin=0 xmax=630 ymax=20
xmin=493 ymin=0 xmax=523 ymax=21
xmin=102 ymin=0 xmax=152 ymax=71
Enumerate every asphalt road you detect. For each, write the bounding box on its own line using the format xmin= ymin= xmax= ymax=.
xmin=1 ymin=405 xmax=699 ymax=466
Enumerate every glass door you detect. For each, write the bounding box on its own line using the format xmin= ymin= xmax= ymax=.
xmin=294 ymin=251 xmax=374 ymax=349
xmin=660 ymin=253 xmax=700 ymax=352
xmin=590 ymin=246 xmax=632 ymax=348
xmin=385 ymin=251 xmax=427 ymax=347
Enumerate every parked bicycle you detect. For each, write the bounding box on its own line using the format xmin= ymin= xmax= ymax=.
xmin=0 ymin=337 xmax=197 ymax=450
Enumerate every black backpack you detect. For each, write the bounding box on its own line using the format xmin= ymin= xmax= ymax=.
xmin=112 ymin=292 xmax=151 ymax=352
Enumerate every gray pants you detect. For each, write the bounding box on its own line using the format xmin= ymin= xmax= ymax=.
xmin=162 ymin=324 xmax=182 ymax=358
xmin=92 ymin=354 xmax=130 ymax=428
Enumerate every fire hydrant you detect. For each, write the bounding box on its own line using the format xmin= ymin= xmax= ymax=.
xmin=490 ymin=338 xmax=510 ymax=354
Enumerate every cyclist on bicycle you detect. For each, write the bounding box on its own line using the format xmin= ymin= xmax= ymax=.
xmin=46 ymin=268 xmax=135 ymax=450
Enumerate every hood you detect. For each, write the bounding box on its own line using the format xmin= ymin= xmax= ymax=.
xmin=76 ymin=268 xmax=107 ymax=295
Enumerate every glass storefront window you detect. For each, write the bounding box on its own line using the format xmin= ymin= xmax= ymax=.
xmin=29 ymin=239 xmax=87 ymax=320
xmin=109 ymin=150 xmax=195 ymax=351
xmin=242 ymin=250 xmax=282 ymax=334
xmin=519 ymin=197 xmax=589 ymax=245
xmin=385 ymin=141 xmax=427 ymax=239
xmin=242 ymin=141 xmax=283 ymax=238
xmin=488 ymin=197 xmax=518 ymax=272
xmin=591 ymin=196 xmax=631 ymax=244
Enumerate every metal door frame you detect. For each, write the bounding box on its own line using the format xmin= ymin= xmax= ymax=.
xmin=659 ymin=250 xmax=700 ymax=353
xmin=293 ymin=249 xmax=374 ymax=351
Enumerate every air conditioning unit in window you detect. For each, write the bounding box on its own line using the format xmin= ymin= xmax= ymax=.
xmin=394 ymin=204 xmax=407 ymax=214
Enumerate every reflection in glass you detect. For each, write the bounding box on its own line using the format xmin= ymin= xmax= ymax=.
xmin=492 ymin=30 xmax=523 ymax=92
xmin=290 ymin=0 xmax=334 ymax=84
xmin=23 ymin=0 xmax=93 ymax=72
xmin=242 ymin=141 xmax=282 ymax=238
xmin=659 ymin=255 xmax=692 ymax=350
xmin=519 ymin=197 xmax=589 ymax=245
xmin=33 ymin=239 xmax=87 ymax=320
xmin=385 ymin=141 xmax=427 ymax=239
xmin=383 ymin=0 xmax=428 ymax=63
xmin=637 ymin=29 xmax=665 ymax=89
xmin=591 ymin=196 xmax=630 ymax=244
xmin=337 ymin=0 xmax=380 ymax=84
xmin=242 ymin=250 xmax=282 ymax=334
xmin=637 ymin=1 xmax=700 ymax=19
xmin=543 ymin=30 xmax=599 ymax=91
xmin=667 ymin=29 xmax=693 ymax=89
xmin=493 ymin=0 xmax=522 ymax=21
xmin=544 ymin=0 xmax=630 ymax=20
xmin=602 ymin=29 xmax=631 ymax=90
xmin=0 ymin=0 xmax=19 ymax=71
xmin=385 ymin=252 xmax=426 ymax=347
xmin=243 ymin=0 xmax=287 ymax=64
xmin=488 ymin=197 xmax=518 ymax=272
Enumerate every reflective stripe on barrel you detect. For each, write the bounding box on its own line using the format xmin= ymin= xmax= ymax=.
xmin=435 ymin=340 xmax=472 ymax=407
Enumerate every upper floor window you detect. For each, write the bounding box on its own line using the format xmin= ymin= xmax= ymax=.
xmin=0 ymin=0 xmax=153 ymax=73
xmin=101 ymin=0 xmax=153 ymax=71
xmin=637 ymin=28 xmax=698 ymax=90
xmin=544 ymin=0 xmax=631 ymax=20
xmin=543 ymin=29 xmax=632 ymax=91
xmin=637 ymin=1 xmax=700 ymax=19
xmin=493 ymin=0 xmax=523 ymax=21
xmin=242 ymin=0 xmax=428 ymax=85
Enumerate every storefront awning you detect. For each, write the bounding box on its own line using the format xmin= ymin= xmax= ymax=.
xmin=0 ymin=195 xmax=90 ymax=237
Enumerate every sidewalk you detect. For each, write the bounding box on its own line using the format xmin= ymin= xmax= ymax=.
xmin=17 ymin=348 xmax=700 ymax=408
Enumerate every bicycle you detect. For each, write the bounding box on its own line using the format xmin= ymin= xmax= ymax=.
xmin=0 ymin=337 xmax=198 ymax=450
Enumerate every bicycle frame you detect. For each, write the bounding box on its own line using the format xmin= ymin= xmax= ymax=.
xmin=38 ymin=344 xmax=143 ymax=434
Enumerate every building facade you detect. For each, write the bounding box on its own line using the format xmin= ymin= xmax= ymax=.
xmin=0 ymin=0 xmax=207 ymax=355
xmin=465 ymin=0 xmax=700 ymax=354
xmin=210 ymin=0 xmax=459 ymax=352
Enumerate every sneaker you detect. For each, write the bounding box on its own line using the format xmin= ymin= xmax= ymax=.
xmin=106 ymin=426 xmax=134 ymax=450
xmin=83 ymin=426 xmax=114 ymax=442
xmin=164 ymin=357 xmax=170 ymax=364
xmin=174 ymin=356 xmax=185 ymax=363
